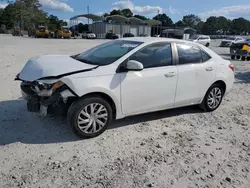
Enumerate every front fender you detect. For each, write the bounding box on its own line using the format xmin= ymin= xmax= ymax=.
xmin=61 ymin=75 xmax=123 ymax=119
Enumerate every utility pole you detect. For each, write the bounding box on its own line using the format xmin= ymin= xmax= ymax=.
xmin=157 ymin=9 xmax=160 ymax=35
xmin=87 ymin=6 xmax=90 ymax=25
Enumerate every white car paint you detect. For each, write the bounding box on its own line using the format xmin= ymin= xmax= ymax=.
xmin=18 ymin=55 xmax=97 ymax=82
xmin=82 ymin=32 xmax=96 ymax=39
xmin=18 ymin=37 xmax=235 ymax=120
xmin=220 ymin=37 xmax=245 ymax=47
xmin=188 ymin=35 xmax=211 ymax=46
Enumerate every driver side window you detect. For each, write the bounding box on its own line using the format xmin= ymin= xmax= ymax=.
xmin=129 ymin=43 xmax=173 ymax=68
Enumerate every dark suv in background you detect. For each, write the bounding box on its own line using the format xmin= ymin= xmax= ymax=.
xmin=230 ymin=39 xmax=250 ymax=61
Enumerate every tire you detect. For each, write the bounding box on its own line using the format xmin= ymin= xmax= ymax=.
xmin=200 ymin=84 xmax=224 ymax=112
xmin=205 ymin=43 xmax=210 ymax=47
xmin=241 ymin=56 xmax=246 ymax=61
xmin=247 ymin=57 xmax=250 ymax=61
xmin=67 ymin=96 xmax=113 ymax=138
xmin=231 ymin=55 xmax=235 ymax=60
xmin=236 ymin=56 xmax=241 ymax=60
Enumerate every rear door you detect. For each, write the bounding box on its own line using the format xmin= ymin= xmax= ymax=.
xmin=174 ymin=43 xmax=216 ymax=107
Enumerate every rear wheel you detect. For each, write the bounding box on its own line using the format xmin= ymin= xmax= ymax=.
xmin=231 ymin=55 xmax=235 ymax=60
xmin=205 ymin=43 xmax=210 ymax=47
xmin=242 ymin=56 xmax=246 ymax=61
xmin=67 ymin=97 xmax=113 ymax=138
xmin=200 ymin=84 xmax=224 ymax=112
xmin=247 ymin=57 xmax=250 ymax=61
xmin=236 ymin=56 xmax=241 ymax=60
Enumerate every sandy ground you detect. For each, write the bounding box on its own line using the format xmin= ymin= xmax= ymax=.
xmin=0 ymin=35 xmax=249 ymax=188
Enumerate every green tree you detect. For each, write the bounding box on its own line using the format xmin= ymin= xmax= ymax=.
xmin=231 ymin=18 xmax=250 ymax=35
xmin=182 ymin=14 xmax=201 ymax=28
xmin=196 ymin=21 xmax=204 ymax=33
xmin=1 ymin=3 xmax=17 ymax=28
xmin=216 ymin=16 xmax=231 ymax=33
xmin=110 ymin=9 xmax=122 ymax=16
xmin=103 ymin=13 xmax=109 ymax=17
xmin=134 ymin=15 xmax=149 ymax=21
xmin=202 ymin=16 xmax=218 ymax=34
xmin=175 ymin=20 xmax=185 ymax=27
xmin=153 ymin=13 xmax=173 ymax=26
xmin=121 ymin=8 xmax=133 ymax=17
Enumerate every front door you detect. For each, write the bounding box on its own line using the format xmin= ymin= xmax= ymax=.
xmin=120 ymin=43 xmax=178 ymax=116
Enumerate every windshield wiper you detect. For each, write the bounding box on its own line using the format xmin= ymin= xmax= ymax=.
xmin=71 ymin=56 xmax=97 ymax=65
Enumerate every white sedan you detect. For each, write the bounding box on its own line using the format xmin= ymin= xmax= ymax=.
xmin=220 ymin=36 xmax=245 ymax=47
xmin=16 ymin=37 xmax=235 ymax=138
xmin=188 ymin=35 xmax=211 ymax=47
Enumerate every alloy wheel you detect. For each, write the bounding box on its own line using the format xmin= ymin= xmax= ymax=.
xmin=207 ymin=87 xmax=222 ymax=109
xmin=77 ymin=103 xmax=108 ymax=134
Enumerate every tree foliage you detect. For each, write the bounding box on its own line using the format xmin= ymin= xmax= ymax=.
xmin=0 ymin=0 xmax=67 ymax=30
xmin=134 ymin=15 xmax=149 ymax=21
xmin=182 ymin=14 xmax=201 ymax=28
xmin=1 ymin=2 xmax=250 ymax=35
xmin=153 ymin=13 xmax=173 ymax=26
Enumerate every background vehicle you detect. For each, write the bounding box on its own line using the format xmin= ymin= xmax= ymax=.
xmin=16 ymin=38 xmax=234 ymax=139
xmin=188 ymin=35 xmax=211 ymax=47
xmin=230 ymin=41 xmax=250 ymax=61
xmin=82 ymin=31 xmax=96 ymax=39
xmin=105 ymin=32 xmax=119 ymax=39
xmin=54 ymin=26 xmax=72 ymax=39
xmin=12 ymin=26 xmax=23 ymax=36
xmin=29 ymin=24 xmax=50 ymax=38
xmin=123 ymin=33 xmax=134 ymax=38
xmin=139 ymin=34 xmax=149 ymax=37
xmin=220 ymin=36 xmax=244 ymax=47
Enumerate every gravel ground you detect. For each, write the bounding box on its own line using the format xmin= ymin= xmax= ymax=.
xmin=0 ymin=35 xmax=249 ymax=188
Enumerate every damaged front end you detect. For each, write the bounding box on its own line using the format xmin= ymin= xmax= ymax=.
xmin=20 ymin=80 xmax=76 ymax=116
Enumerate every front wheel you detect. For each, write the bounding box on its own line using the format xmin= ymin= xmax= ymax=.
xmin=67 ymin=97 xmax=113 ymax=138
xmin=205 ymin=43 xmax=210 ymax=47
xmin=200 ymin=84 xmax=224 ymax=112
xmin=231 ymin=55 xmax=235 ymax=60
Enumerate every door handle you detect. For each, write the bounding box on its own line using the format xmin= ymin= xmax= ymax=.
xmin=206 ymin=67 xmax=213 ymax=71
xmin=165 ymin=72 xmax=176 ymax=78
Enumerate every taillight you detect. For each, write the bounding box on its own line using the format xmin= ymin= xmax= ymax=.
xmin=229 ymin=64 xmax=234 ymax=72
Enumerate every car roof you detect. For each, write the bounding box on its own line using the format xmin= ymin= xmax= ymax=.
xmin=119 ymin=37 xmax=199 ymax=45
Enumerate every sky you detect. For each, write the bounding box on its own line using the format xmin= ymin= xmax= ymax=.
xmin=1 ymin=0 xmax=250 ymax=23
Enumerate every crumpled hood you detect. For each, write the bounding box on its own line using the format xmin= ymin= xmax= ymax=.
xmin=18 ymin=55 xmax=97 ymax=82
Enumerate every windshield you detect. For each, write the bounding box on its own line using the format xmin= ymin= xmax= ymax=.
xmin=39 ymin=27 xmax=45 ymax=32
xmin=63 ymin=28 xmax=69 ymax=32
xmin=72 ymin=40 xmax=143 ymax=65
xmin=226 ymin=36 xmax=236 ymax=40
xmin=190 ymin=35 xmax=199 ymax=40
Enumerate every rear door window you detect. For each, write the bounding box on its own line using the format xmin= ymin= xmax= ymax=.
xmin=176 ymin=44 xmax=203 ymax=64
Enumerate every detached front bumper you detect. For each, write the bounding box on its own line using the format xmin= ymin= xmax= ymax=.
xmin=21 ymin=82 xmax=76 ymax=115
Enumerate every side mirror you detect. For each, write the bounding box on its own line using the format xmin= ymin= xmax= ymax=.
xmin=126 ymin=60 xmax=144 ymax=71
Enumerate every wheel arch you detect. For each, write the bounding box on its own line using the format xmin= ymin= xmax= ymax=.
xmin=79 ymin=92 xmax=118 ymax=119
xmin=212 ymin=80 xmax=226 ymax=93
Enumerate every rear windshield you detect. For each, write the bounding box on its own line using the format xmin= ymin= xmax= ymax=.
xmin=72 ymin=40 xmax=143 ymax=65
